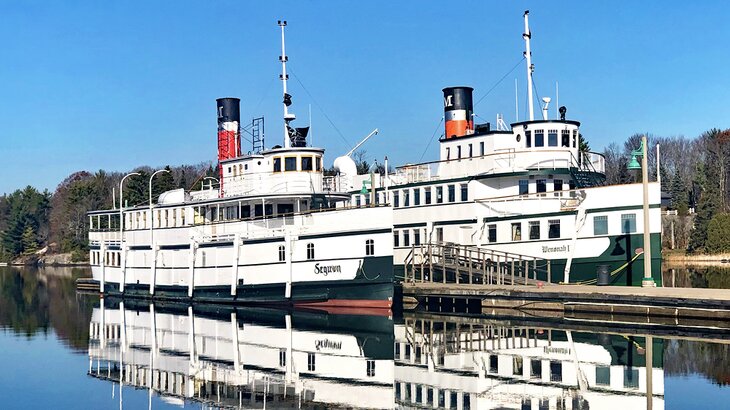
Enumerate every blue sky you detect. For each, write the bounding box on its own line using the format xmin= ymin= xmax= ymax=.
xmin=1 ymin=1 xmax=729 ymax=194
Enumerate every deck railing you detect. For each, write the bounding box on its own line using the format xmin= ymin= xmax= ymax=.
xmin=404 ymin=242 xmax=552 ymax=286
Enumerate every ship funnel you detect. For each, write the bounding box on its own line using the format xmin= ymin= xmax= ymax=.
xmin=216 ymin=97 xmax=241 ymax=161
xmin=216 ymin=97 xmax=241 ymax=196
xmin=442 ymin=86 xmax=474 ymax=139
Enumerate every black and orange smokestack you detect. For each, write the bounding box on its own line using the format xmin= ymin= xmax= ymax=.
xmin=443 ymin=86 xmax=474 ymax=139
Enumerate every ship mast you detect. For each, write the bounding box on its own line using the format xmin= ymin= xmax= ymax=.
xmin=523 ymin=10 xmax=535 ymax=121
xmin=278 ymin=20 xmax=295 ymax=148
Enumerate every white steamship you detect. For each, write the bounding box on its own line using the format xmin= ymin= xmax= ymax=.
xmin=338 ymin=11 xmax=662 ymax=285
xmin=87 ymin=21 xmax=394 ymax=308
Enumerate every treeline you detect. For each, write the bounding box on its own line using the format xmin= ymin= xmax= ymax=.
xmin=602 ymin=128 xmax=730 ymax=253
xmin=0 ymin=162 xmax=214 ymax=262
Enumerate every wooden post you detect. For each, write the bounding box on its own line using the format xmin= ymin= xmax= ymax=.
xmin=511 ymin=260 xmax=515 ymax=285
xmin=533 ymin=259 xmax=538 ymax=282
xmin=468 ymin=248 xmax=473 ymax=284
xmin=524 ymin=260 xmax=529 ymax=285
xmin=428 ymin=242 xmax=433 ymax=283
xmin=547 ymin=260 xmax=552 ymax=284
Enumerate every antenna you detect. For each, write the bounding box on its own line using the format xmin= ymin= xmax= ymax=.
xmin=555 ymin=81 xmax=560 ymax=118
xmin=308 ymin=103 xmax=312 ymax=146
xmin=523 ymin=10 xmax=535 ymax=121
xmin=514 ymin=78 xmax=519 ymax=122
xmin=278 ymin=20 xmax=295 ymax=148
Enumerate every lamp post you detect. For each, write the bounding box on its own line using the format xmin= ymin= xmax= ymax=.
xmin=117 ymin=172 xmax=140 ymax=294
xmin=149 ymin=169 xmax=171 ymax=245
xmin=627 ymin=135 xmax=655 ymax=287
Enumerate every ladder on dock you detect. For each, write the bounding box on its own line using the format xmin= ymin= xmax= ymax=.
xmin=404 ymin=242 xmax=552 ymax=286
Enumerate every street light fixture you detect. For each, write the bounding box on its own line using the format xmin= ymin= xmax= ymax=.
xmin=116 ymin=171 xmax=141 ymax=294
xmin=627 ymin=135 xmax=655 ymax=287
xmin=149 ymin=169 xmax=171 ymax=243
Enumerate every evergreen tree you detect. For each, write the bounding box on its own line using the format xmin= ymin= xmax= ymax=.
xmin=124 ymin=170 xmax=149 ymax=207
xmin=689 ymin=131 xmax=723 ymax=252
xmin=670 ymin=170 xmax=689 ymax=215
xmin=21 ymin=225 xmax=38 ymax=255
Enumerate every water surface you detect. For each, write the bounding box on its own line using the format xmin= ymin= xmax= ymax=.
xmin=1 ymin=265 xmax=729 ymax=409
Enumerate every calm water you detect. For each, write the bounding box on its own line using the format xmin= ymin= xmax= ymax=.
xmin=1 ymin=265 xmax=730 ymax=409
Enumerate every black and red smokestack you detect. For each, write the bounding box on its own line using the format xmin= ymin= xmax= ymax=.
xmin=216 ymin=97 xmax=241 ymax=195
xmin=443 ymin=87 xmax=474 ymax=139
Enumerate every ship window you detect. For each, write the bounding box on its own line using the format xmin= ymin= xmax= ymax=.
xmin=553 ymin=179 xmax=563 ymax=196
xmin=488 ymin=224 xmax=497 ymax=243
xmin=519 ymin=180 xmax=529 ymax=196
xmin=278 ymin=245 xmax=285 ymax=262
xmin=513 ymin=356 xmax=523 ymax=376
xmin=306 ymin=243 xmax=314 ymax=260
xmin=436 ymin=227 xmax=444 ymax=243
xmin=457 ymin=145 xmax=462 ymax=159
xmin=366 ymin=239 xmax=374 ymax=256
xmin=621 ymin=213 xmax=637 ymax=233
xmin=414 ymin=229 xmax=421 ymax=245
xmin=403 ymin=230 xmax=410 ymax=247
xmin=536 ymin=179 xmax=547 ymax=195
xmin=413 ymin=188 xmax=420 ymax=206
xmin=307 ymin=353 xmax=316 ymax=371
xmin=550 ymin=361 xmax=562 ymax=382
xmin=489 ymin=355 xmax=498 ymax=373
xmin=446 ymin=147 xmax=451 ymax=160
xmin=573 ymin=130 xmax=578 ymax=148
xmin=596 ymin=366 xmax=610 ymax=386
xmin=273 ymin=157 xmax=282 ymax=172
xmin=254 ymin=204 xmax=263 ymax=217
xmin=548 ymin=129 xmax=558 ymax=147
xmin=562 ymin=130 xmax=570 ymax=147
xmin=277 ymin=204 xmax=294 ymax=215
xmin=526 ymin=131 xmax=532 ymax=148
xmin=594 ymin=215 xmax=608 ymax=235
xmin=356 ymin=196 xmax=361 ymax=207
xmin=393 ymin=191 xmax=399 ymax=208
xmin=365 ymin=194 xmax=370 ymax=206
xmin=436 ymin=186 xmax=444 ymax=203
xmin=535 ymin=130 xmax=544 ymax=147
xmin=240 ymin=204 xmax=251 ymax=219
xmin=425 ymin=187 xmax=432 ymax=204
xmin=279 ymin=349 xmax=286 ymax=367
xmin=480 ymin=141 xmax=485 ymax=156
xmin=511 ymin=223 xmax=522 ymax=241
xmin=549 ymin=219 xmax=560 ymax=238
xmin=366 ymin=360 xmax=375 ymax=377
xmin=460 ymin=184 xmax=468 ymax=201
xmin=468 ymin=143 xmax=473 ymax=157
xmin=301 ymin=156 xmax=313 ymax=171
xmin=531 ymin=359 xmax=542 ymax=379
xmin=228 ymin=166 xmax=232 ymax=174
xmin=448 ymin=185 xmax=455 ymax=202
xmin=285 ymin=157 xmax=297 ymax=171
xmin=529 ymin=221 xmax=540 ymax=240
xmin=624 ymin=368 xmax=639 ymax=389
xmin=265 ymin=204 xmax=273 ymax=216
xmin=404 ymin=189 xmax=410 ymax=207
xmin=245 ymin=164 xmax=248 ymax=170
xmin=315 ymin=156 xmax=322 ymax=171
xmin=393 ymin=231 xmax=400 ymax=247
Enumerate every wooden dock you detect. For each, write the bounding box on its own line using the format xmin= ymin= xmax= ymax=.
xmin=402 ymin=282 xmax=730 ymax=320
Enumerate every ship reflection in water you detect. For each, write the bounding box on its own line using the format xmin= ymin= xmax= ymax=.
xmin=88 ymin=301 xmax=395 ymax=409
xmin=88 ymin=300 xmax=666 ymax=409
xmin=394 ymin=316 xmax=663 ymax=410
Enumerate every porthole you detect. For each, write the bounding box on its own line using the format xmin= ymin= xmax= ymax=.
xmin=516 ymin=134 xmax=522 ymax=142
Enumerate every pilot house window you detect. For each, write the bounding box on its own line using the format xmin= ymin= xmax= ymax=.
xmin=285 ymin=157 xmax=297 ymax=171
xmin=562 ymin=130 xmax=570 ymax=147
xmin=548 ymin=129 xmax=558 ymax=147
xmin=278 ymin=245 xmax=286 ymax=262
xmin=273 ymin=157 xmax=282 ymax=172
xmin=301 ymin=156 xmax=313 ymax=171
xmin=306 ymin=243 xmax=315 ymax=260
xmin=535 ymin=130 xmax=544 ymax=147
